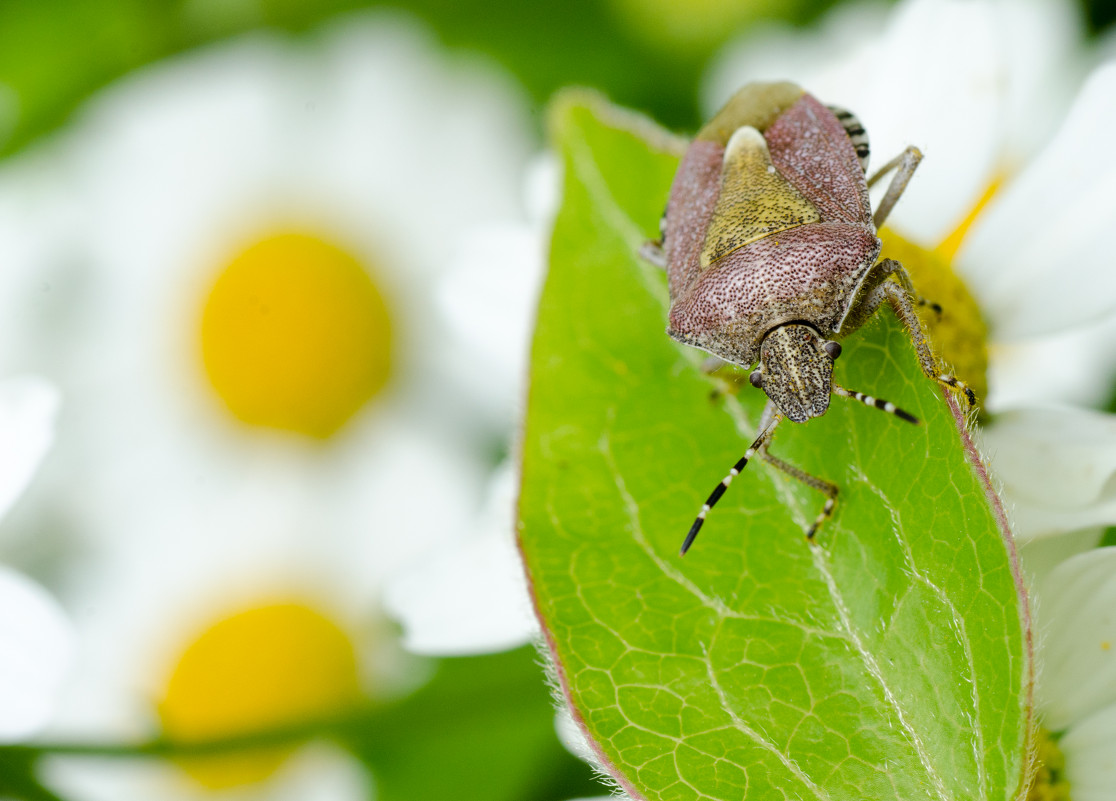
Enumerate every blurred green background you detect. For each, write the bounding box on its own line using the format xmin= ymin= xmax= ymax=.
xmin=2 ymin=0 xmax=1113 ymax=158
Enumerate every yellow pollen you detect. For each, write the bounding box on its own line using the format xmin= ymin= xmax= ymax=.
xmin=200 ymin=232 xmax=392 ymax=439
xmin=879 ymin=228 xmax=989 ymax=404
xmin=936 ymin=172 xmax=1008 ymax=261
xmin=158 ymin=602 xmax=361 ymax=789
xmin=1026 ymin=727 xmax=1072 ymax=801
xmin=1103 ymin=641 xmax=1111 ymax=651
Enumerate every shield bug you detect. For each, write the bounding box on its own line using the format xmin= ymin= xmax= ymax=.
xmin=640 ymin=81 xmax=975 ymax=556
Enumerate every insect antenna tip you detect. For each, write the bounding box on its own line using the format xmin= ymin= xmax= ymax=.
xmin=679 ymin=520 xmax=703 ymax=557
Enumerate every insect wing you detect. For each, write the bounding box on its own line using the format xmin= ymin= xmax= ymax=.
xmin=699 ymin=126 xmax=821 ymax=269
xmin=663 ymin=140 xmax=723 ymax=300
xmin=764 ymin=94 xmax=872 ymax=225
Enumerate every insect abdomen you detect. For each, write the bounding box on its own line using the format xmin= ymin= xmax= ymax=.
xmin=828 ymin=105 xmax=870 ymax=173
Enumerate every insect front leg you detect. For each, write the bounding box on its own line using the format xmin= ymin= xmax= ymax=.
xmin=758 ymin=449 xmax=839 ymax=540
xmin=752 ymin=401 xmax=840 ymax=540
xmin=868 ymin=145 xmax=922 ymax=229
xmin=886 ymin=257 xmax=943 ymax=318
xmin=851 ymin=259 xmax=977 ymax=406
xmin=639 ymin=203 xmax=670 ymax=269
xmin=639 ymin=240 xmax=667 ymax=269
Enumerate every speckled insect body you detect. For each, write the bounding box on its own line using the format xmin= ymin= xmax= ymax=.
xmin=641 ymin=82 xmax=973 ymax=555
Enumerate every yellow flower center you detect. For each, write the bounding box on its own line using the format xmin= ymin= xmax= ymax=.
xmin=877 ymin=226 xmax=990 ymax=405
xmin=158 ymin=602 xmax=361 ymax=788
xmin=1026 ymin=727 xmax=1072 ymax=801
xmin=199 ymin=232 xmax=392 ymax=439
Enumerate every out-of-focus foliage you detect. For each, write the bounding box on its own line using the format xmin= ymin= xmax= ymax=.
xmin=1 ymin=0 xmax=846 ymax=156
xmin=0 ymin=647 xmax=603 ymax=801
xmin=336 ymin=647 xmax=601 ymax=801
xmin=4 ymin=0 xmax=1113 ymax=157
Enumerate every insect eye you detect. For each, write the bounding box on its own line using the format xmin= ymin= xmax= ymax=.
xmin=823 ymin=341 xmax=842 ymax=360
xmin=749 ymin=369 xmax=764 ymax=388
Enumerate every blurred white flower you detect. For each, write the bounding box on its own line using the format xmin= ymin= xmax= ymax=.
xmin=434 ymin=154 xmax=559 ymax=429
xmin=1030 ymin=547 xmax=1116 ymax=800
xmin=0 ymin=376 xmax=71 ymax=742
xmin=384 ymin=155 xmax=558 ymax=656
xmin=45 ymin=744 xmax=371 ymax=801
xmin=0 ymin=10 xmax=537 ymax=800
xmin=979 ymin=406 xmax=1116 ymax=542
xmin=384 ymin=460 xmax=539 ymax=655
xmin=0 ymin=564 xmax=72 ymax=742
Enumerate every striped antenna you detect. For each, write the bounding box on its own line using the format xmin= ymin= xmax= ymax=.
xmin=833 ymin=385 xmax=919 ymax=424
xmin=679 ymin=415 xmax=783 ymax=557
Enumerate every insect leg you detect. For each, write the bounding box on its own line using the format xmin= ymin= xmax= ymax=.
xmin=640 ymin=202 xmax=670 ymax=269
xmin=886 ymin=258 xmax=943 ymax=317
xmin=639 ymin=240 xmax=667 ymax=269
xmin=701 ymin=355 xmax=728 ymax=374
xmin=680 ymin=413 xmax=782 ymax=556
xmin=868 ymin=145 xmax=923 ymax=229
xmin=856 ymin=259 xmax=977 ymax=406
xmin=755 ymin=449 xmax=839 ymax=540
xmin=742 ymin=401 xmax=839 ymax=539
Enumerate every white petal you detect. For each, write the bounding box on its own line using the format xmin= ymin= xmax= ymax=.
xmin=977 ymin=405 xmax=1116 ymax=540
xmin=436 ymin=221 xmax=546 ymax=423
xmin=43 ymin=740 xmax=369 ymax=801
xmin=1033 ymin=547 xmax=1116 ymax=730
xmin=433 ymin=152 xmax=557 ymax=426
xmin=986 ymin=314 xmax=1116 ymax=411
xmin=995 ymin=0 xmax=1084 ymax=160
xmin=383 ymin=462 xmax=538 ymax=655
xmin=958 ymin=61 xmax=1116 ymax=340
xmin=308 ymin=12 xmax=534 ymax=276
xmin=1018 ymin=527 xmax=1102 ymax=590
xmin=523 ymin=152 xmax=562 ymax=227
xmin=255 ymin=744 xmax=371 ymax=801
xmin=0 ymin=566 xmax=72 ymax=741
xmin=705 ymin=0 xmax=1055 ymax=244
xmin=703 ymin=3 xmax=889 ymax=115
xmin=0 ymin=376 xmax=58 ymax=525
xmin=1060 ymin=702 xmax=1116 ymax=801
xmin=555 ymin=706 xmax=597 ymax=764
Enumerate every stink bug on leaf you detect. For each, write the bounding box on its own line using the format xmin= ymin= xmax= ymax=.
xmin=640 ymin=81 xmax=974 ymax=556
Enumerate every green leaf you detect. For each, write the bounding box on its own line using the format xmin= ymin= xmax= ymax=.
xmin=518 ymin=93 xmax=1033 ymax=801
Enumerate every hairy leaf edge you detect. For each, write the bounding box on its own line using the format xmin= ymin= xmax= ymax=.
xmin=945 ymin=392 xmax=1037 ymax=801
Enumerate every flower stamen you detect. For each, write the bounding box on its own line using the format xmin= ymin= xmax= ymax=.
xmin=1026 ymin=727 xmax=1072 ymax=801
xmin=199 ymin=232 xmax=392 ymax=439
xmin=158 ymin=601 xmax=361 ymax=788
